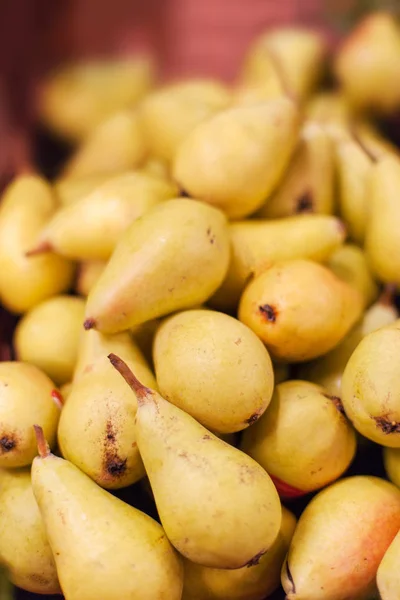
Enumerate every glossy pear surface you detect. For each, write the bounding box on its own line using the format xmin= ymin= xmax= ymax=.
xmin=377 ymin=527 xmax=400 ymax=600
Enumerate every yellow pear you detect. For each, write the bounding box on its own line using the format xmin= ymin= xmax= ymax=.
xmin=173 ymin=98 xmax=300 ymax=218
xmin=58 ymin=329 xmax=156 ymax=489
xmin=282 ymin=476 xmax=400 ymax=600
xmin=0 ymin=468 xmax=60 ymax=594
xmin=139 ymin=79 xmax=231 ymax=163
xmin=131 ymin=318 xmax=161 ymax=366
xmin=182 ymin=506 xmax=296 ymax=600
xmin=14 ymin=295 xmax=85 ymax=385
xmin=239 ymin=259 xmax=363 ymax=362
xmin=210 ymin=215 xmax=346 ymax=312
xmin=84 ymin=198 xmax=230 ymax=332
xmin=365 ymin=153 xmax=400 ymax=286
xmin=75 ymin=260 xmax=106 ymax=296
xmin=257 ymin=121 xmax=335 ymax=218
xmin=63 ymin=110 xmax=147 ymax=179
xmin=334 ymin=12 xmax=400 ymax=114
xmin=54 ymin=173 xmax=115 ymax=206
xmin=39 ymin=57 xmax=154 ymax=142
xmin=153 ymin=309 xmax=274 ymax=433
xmin=384 ymin=446 xmax=400 ymax=489
xmin=0 ymin=175 xmax=74 ymax=313
xmin=0 ymin=362 xmax=60 ymax=467
xmin=110 ymin=355 xmax=282 ymax=569
xmin=31 ymin=171 xmax=177 ymax=260
xmin=32 ymin=426 xmax=183 ymax=600
xmin=377 ymin=528 xmax=400 ymax=600
xmin=60 ymin=381 xmax=72 ymax=402
xmin=141 ymin=156 xmax=170 ymax=180
xmin=241 ymin=380 xmax=356 ymax=498
xmin=305 ymin=91 xmax=353 ymax=124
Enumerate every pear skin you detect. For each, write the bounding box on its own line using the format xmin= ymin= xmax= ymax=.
xmin=173 ymin=98 xmax=300 ymax=219
xmin=210 ymin=215 xmax=346 ymax=312
xmin=110 ymin=354 xmax=282 ymax=569
xmin=131 ymin=318 xmax=161 ymax=366
xmin=31 ymin=171 xmax=177 ymax=260
xmin=282 ymin=476 xmax=400 ymax=600
xmin=75 ymin=260 xmax=106 ymax=296
xmin=0 ymin=362 xmax=60 ymax=467
xmin=239 ymin=259 xmax=363 ymax=362
xmin=384 ymin=447 xmax=400 ymax=489
xmin=341 ymin=322 xmax=400 ymax=446
xmin=60 ymin=381 xmax=72 ymax=402
xmin=0 ymin=175 xmax=74 ymax=314
xmin=377 ymin=529 xmax=400 ymax=600
xmin=55 ymin=173 xmax=116 ymax=206
xmin=32 ymin=426 xmax=183 ymax=600
xmin=182 ymin=506 xmax=296 ymax=600
xmin=0 ymin=468 xmax=60 ymax=594
xmin=153 ymin=309 xmax=274 ymax=433
xmin=241 ymin=380 xmax=356 ymax=497
xmin=14 ymin=295 xmax=86 ymax=385
xmin=58 ymin=329 xmax=156 ymax=488
xmin=84 ymin=198 xmax=230 ymax=332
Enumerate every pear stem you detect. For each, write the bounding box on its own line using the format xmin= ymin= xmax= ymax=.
xmin=379 ymin=283 xmax=397 ymax=307
xmin=108 ymin=353 xmax=151 ymax=403
xmin=33 ymin=425 xmax=51 ymax=458
xmin=25 ymin=241 xmax=53 ymax=257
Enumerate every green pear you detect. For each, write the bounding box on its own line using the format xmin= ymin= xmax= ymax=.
xmin=282 ymin=476 xmax=400 ymax=600
xmin=173 ymin=98 xmax=300 ymax=219
xmin=182 ymin=506 xmax=296 ymax=600
xmin=377 ymin=527 xmax=400 ymax=599
xmin=58 ymin=329 xmax=156 ymax=488
xmin=153 ymin=309 xmax=274 ymax=433
xmin=0 ymin=468 xmax=60 ymax=594
xmin=32 ymin=426 xmax=183 ymax=600
xmin=365 ymin=154 xmax=400 ymax=286
xmin=110 ymin=354 xmax=282 ymax=569
xmin=84 ymin=198 xmax=230 ymax=332
xmin=241 ymin=380 xmax=356 ymax=498
xmin=0 ymin=362 xmax=60 ymax=467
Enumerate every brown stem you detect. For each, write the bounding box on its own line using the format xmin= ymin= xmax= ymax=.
xmin=33 ymin=425 xmax=51 ymax=458
xmin=25 ymin=241 xmax=53 ymax=257
xmin=108 ymin=353 xmax=151 ymax=403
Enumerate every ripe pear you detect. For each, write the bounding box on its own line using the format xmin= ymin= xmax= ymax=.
xmin=0 ymin=362 xmax=60 ymax=467
xmin=55 ymin=173 xmax=115 ymax=205
xmin=63 ymin=110 xmax=147 ymax=179
xmin=282 ymin=476 xmax=400 ymax=600
xmin=305 ymin=91 xmax=353 ymax=124
xmin=0 ymin=175 xmax=74 ymax=313
xmin=58 ymin=329 xmax=156 ymax=488
xmin=241 ymin=380 xmax=356 ymax=498
xmin=377 ymin=529 xmax=400 ymax=600
xmin=342 ymin=322 xmax=400 ymax=446
xmin=257 ymin=121 xmax=335 ymax=218
xmin=31 ymin=171 xmax=177 ymax=260
xmin=139 ymin=79 xmax=231 ymax=163
xmin=32 ymin=426 xmax=183 ymax=600
xmin=334 ymin=12 xmax=400 ymax=114
xmin=173 ymin=98 xmax=300 ymax=219
xmin=384 ymin=446 xmax=400 ymax=489
xmin=141 ymin=156 xmax=170 ymax=179
xmin=84 ymin=198 xmax=230 ymax=332
xmin=0 ymin=468 xmax=60 ymax=594
xmin=110 ymin=354 xmax=282 ymax=569
xmin=39 ymin=57 xmax=154 ymax=142
xmin=153 ymin=309 xmax=274 ymax=433
xmin=182 ymin=506 xmax=296 ymax=600
xmin=239 ymin=259 xmax=363 ymax=362
xmin=131 ymin=318 xmax=161 ymax=366
xmin=14 ymin=295 xmax=85 ymax=385
xmin=365 ymin=154 xmax=400 ymax=286
xmin=75 ymin=260 xmax=106 ymax=296
xmin=60 ymin=381 xmax=72 ymax=402
xmin=210 ymin=215 xmax=346 ymax=312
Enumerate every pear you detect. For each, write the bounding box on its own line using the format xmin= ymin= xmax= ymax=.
xmin=110 ymin=354 xmax=282 ymax=569
xmin=14 ymin=295 xmax=86 ymax=384
xmin=153 ymin=309 xmax=274 ymax=433
xmin=210 ymin=215 xmax=346 ymax=312
xmin=0 ymin=175 xmax=74 ymax=313
xmin=32 ymin=426 xmax=183 ymax=600
xmin=139 ymin=79 xmax=231 ymax=163
xmin=63 ymin=110 xmax=147 ymax=179
xmin=384 ymin=446 xmax=400 ymax=490
xmin=377 ymin=529 xmax=400 ymax=600
xmin=282 ymin=476 xmax=400 ymax=600
xmin=131 ymin=318 xmax=161 ymax=366
xmin=239 ymin=259 xmax=363 ymax=362
xmin=257 ymin=121 xmax=335 ymax=218
xmin=39 ymin=57 xmax=154 ymax=142
xmin=365 ymin=154 xmax=400 ymax=286
xmin=58 ymin=329 xmax=156 ymax=488
xmin=55 ymin=173 xmax=115 ymax=205
xmin=30 ymin=171 xmax=177 ymax=260
xmin=75 ymin=260 xmax=106 ymax=296
xmin=182 ymin=506 xmax=296 ymax=600
xmin=305 ymin=91 xmax=353 ymax=124
xmin=0 ymin=362 xmax=60 ymax=467
xmin=341 ymin=322 xmax=400 ymax=446
xmin=241 ymin=380 xmax=356 ymax=498
xmin=0 ymin=468 xmax=60 ymax=594
xmin=60 ymin=381 xmax=72 ymax=402
xmin=334 ymin=12 xmax=400 ymax=114
xmin=173 ymin=98 xmax=300 ymax=219
xmin=84 ymin=198 xmax=230 ymax=332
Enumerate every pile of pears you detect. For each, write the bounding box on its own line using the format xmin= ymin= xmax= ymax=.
xmin=1 ymin=11 xmax=400 ymax=600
